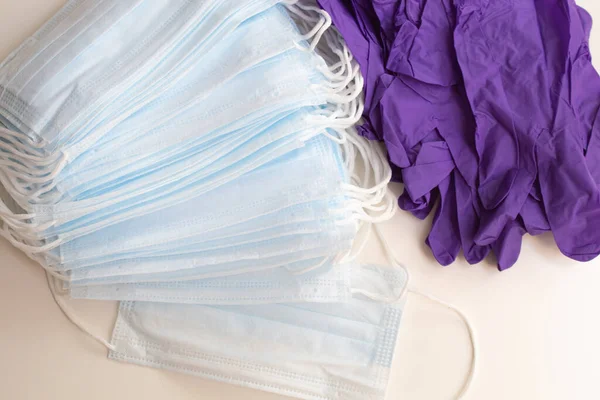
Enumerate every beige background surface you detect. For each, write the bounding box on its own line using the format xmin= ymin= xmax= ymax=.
xmin=1 ymin=1 xmax=600 ymax=399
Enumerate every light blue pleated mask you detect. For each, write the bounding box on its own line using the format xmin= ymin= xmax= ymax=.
xmin=48 ymin=137 xmax=359 ymax=290
xmin=7 ymin=6 xmax=318 ymax=205
xmin=9 ymin=46 xmax=332 ymax=210
xmin=0 ymin=1 xmax=320 ymax=223
xmin=59 ymin=4 xmax=308 ymax=164
xmin=37 ymin=131 xmax=350 ymax=247
xmin=62 ymin=218 xmax=356 ymax=286
xmin=108 ymin=264 xmax=408 ymax=400
xmin=67 ymin=261 xmax=399 ymax=304
xmin=0 ymin=0 xmax=364 ymax=265
xmin=0 ymin=0 xmax=283 ymax=149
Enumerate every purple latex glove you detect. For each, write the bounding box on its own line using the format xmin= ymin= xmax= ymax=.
xmin=388 ymin=0 xmax=460 ymax=87
xmin=426 ymin=172 xmax=461 ymax=266
xmin=319 ymin=0 xmax=600 ymax=270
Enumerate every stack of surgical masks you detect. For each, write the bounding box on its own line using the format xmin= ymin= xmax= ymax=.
xmin=0 ymin=1 xmax=420 ymax=399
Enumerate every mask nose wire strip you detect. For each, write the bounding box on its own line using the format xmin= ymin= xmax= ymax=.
xmin=374 ymin=224 xmax=477 ymax=400
xmin=45 ymin=271 xmax=115 ymax=351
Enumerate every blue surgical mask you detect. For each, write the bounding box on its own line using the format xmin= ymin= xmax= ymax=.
xmin=108 ymin=263 xmax=408 ymax=400
xmin=0 ymin=0 xmax=283 ymax=150
xmin=1 ymin=34 xmax=357 ymax=252
xmin=59 ymin=5 xmax=308 ymax=164
xmin=37 ymin=132 xmax=350 ymax=245
xmin=68 ymin=261 xmax=387 ymax=304
xmin=4 ymin=5 xmax=309 ymax=204
xmin=53 ymin=197 xmax=350 ymax=268
xmin=66 ymin=224 xmax=356 ymax=285
xmin=0 ymin=1 xmax=312 ymax=215
xmin=11 ymin=47 xmax=332 ymax=210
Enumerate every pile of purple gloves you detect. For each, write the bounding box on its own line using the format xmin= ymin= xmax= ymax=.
xmin=318 ymin=0 xmax=600 ymax=270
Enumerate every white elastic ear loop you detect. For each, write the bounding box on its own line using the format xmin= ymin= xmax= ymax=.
xmin=342 ymin=133 xmax=393 ymax=212
xmin=0 ymin=171 xmax=37 ymax=210
xmin=0 ymin=189 xmax=49 ymax=238
xmin=322 ymin=127 xmax=347 ymax=144
xmin=0 ymin=224 xmax=62 ymax=254
xmin=297 ymin=13 xmax=326 ymax=41
xmin=0 ymin=131 xmax=62 ymax=165
xmin=373 ymin=224 xmax=477 ymax=400
xmin=287 ymin=3 xmax=335 ymax=51
xmin=336 ymin=126 xmax=395 ymax=221
xmin=288 ymin=256 xmax=332 ymax=276
xmin=325 ymin=94 xmax=364 ymax=127
xmin=0 ymin=136 xmax=48 ymax=162
xmin=321 ymin=57 xmax=353 ymax=87
xmin=407 ymin=289 xmax=477 ymax=400
xmin=326 ymin=76 xmax=363 ymax=104
xmin=318 ymin=47 xmax=350 ymax=80
xmin=286 ymin=3 xmax=331 ymax=51
xmin=326 ymin=64 xmax=360 ymax=91
xmin=0 ymin=125 xmax=47 ymax=149
xmin=0 ymin=167 xmax=40 ymax=200
xmin=0 ymin=197 xmax=34 ymax=220
xmin=340 ymin=221 xmax=372 ymax=263
xmin=0 ymin=153 xmax=67 ymax=184
xmin=0 ymin=216 xmax=47 ymax=237
xmin=342 ymin=131 xmax=380 ymax=190
xmin=46 ymin=271 xmax=116 ymax=351
xmin=346 ymin=194 xmax=393 ymax=213
xmin=0 ymin=224 xmax=67 ymax=280
xmin=28 ymin=175 xmax=62 ymax=200
xmin=346 ymin=202 xmax=396 ymax=224
xmin=309 ymin=13 xmax=332 ymax=51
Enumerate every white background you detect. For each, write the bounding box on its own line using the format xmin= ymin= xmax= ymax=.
xmin=1 ymin=1 xmax=599 ymax=399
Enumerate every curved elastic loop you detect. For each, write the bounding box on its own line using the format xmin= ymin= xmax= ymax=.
xmin=0 ymin=130 xmax=59 ymax=163
xmin=44 ymin=265 xmax=70 ymax=281
xmin=351 ymin=285 xmax=405 ymax=303
xmin=325 ymin=64 xmax=359 ymax=91
xmin=0 ymin=126 xmax=47 ymax=149
xmin=298 ymin=14 xmax=326 ymax=41
xmin=0 ymin=225 xmax=62 ymax=254
xmin=288 ymin=256 xmax=332 ymax=276
xmin=346 ymin=197 xmax=391 ymax=212
xmin=0 ymin=198 xmax=35 ymax=220
xmin=346 ymin=204 xmax=396 ymax=224
xmin=46 ymin=272 xmax=116 ymax=351
xmin=0 ymin=141 xmax=54 ymax=167
xmin=0 ymin=227 xmax=64 ymax=280
xmin=30 ymin=177 xmax=61 ymax=200
xmin=1 ymin=184 xmax=39 ymax=212
xmin=4 ymin=218 xmax=55 ymax=238
xmin=322 ymin=127 xmax=347 ymax=144
xmin=372 ymin=225 xmax=477 ymax=400
xmin=0 ymin=216 xmax=44 ymax=237
xmin=0 ymin=139 xmax=49 ymax=163
xmin=408 ymin=289 xmax=477 ymax=400
xmin=285 ymin=2 xmax=333 ymax=51
xmin=323 ymin=96 xmax=364 ymax=127
xmin=319 ymin=59 xmax=349 ymax=84
xmin=309 ymin=97 xmax=363 ymax=129
xmin=317 ymin=50 xmax=349 ymax=80
xmin=0 ymin=152 xmax=67 ymax=185
xmin=340 ymin=222 xmax=372 ymax=263
xmin=308 ymin=13 xmax=331 ymax=51
xmin=341 ymin=176 xmax=391 ymax=195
